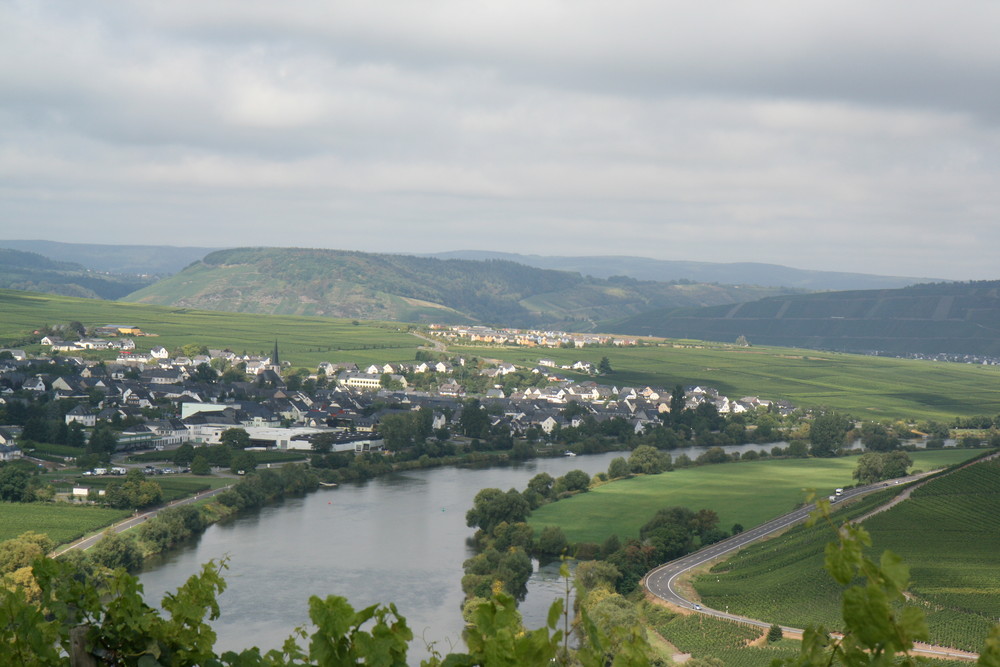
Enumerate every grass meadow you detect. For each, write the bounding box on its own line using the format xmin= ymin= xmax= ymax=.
xmin=527 ymin=449 xmax=978 ymax=545
xmin=693 ymin=457 xmax=1000 ymax=652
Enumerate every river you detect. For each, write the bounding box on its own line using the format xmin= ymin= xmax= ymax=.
xmin=135 ymin=442 xmax=835 ymax=657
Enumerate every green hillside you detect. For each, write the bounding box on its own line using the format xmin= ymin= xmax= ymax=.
xmin=122 ymin=247 xmax=799 ymax=328
xmin=610 ymin=280 xmax=1000 ymax=356
xmin=0 ymin=248 xmax=152 ymax=299
xmin=694 ymin=457 xmax=1000 ymax=652
xmin=0 ymin=289 xmax=422 ymax=368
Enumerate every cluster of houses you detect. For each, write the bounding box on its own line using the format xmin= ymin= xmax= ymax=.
xmin=428 ymin=325 xmax=638 ymax=348
xmin=1 ymin=333 xmax=794 ymax=461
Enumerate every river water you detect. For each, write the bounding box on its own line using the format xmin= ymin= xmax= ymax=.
xmin=135 ymin=442 xmax=819 ymax=657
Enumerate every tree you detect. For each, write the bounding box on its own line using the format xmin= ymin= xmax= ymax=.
xmin=89 ymin=531 xmax=144 ymax=572
xmin=190 ymin=454 xmax=211 ymax=475
xmin=192 ymin=362 xmax=218 ymax=383
xmin=0 ymin=465 xmax=32 ymax=502
xmin=459 ymin=399 xmax=490 ymax=438
xmin=230 ymin=450 xmax=257 ymax=475
xmin=220 ymin=427 xmax=250 ymax=449
xmin=767 ymin=623 xmax=784 ymax=642
xmin=173 ymin=443 xmax=196 ymax=466
xmin=669 ymin=385 xmax=686 ymax=421
xmin=809 ymin=412 xmax=851 ymax=457
xmin=628 ymin=445 xmax=670 ymax=474
xmin=535 ymin=526 xmax=568 ymax=557
xmin=860 ymin=422 xmax=900 ymax=452
xmin=559 ymin=469 xmax=591 ymax=493
xmin=598 ymin=356 xmax=613 ymax=374
xmin=853 ymin=451 xmax=912 ymax=485
xmin=465 ymin=488 xmax=530 ymax=534
xmin=607 ymin=456 xmax=630 ymax=479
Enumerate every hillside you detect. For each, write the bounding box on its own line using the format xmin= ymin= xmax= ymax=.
xmin=0 ymin=248 xmax=153 ymax=300
xmin=428 ymin=250 xmax=938 ymax=290
xmin=121 ymin=247 xmax=801 ymax=328
xmin=695 ymin=456 xmax=1000 ymax=652
xmin=609 ymin=280 xmax=1000 ymax=357
xmin=0 ymin=240 xmax=219 ymax=276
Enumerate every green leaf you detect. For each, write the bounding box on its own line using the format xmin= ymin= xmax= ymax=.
xmin=546 ymin=596 xmax=564 ymax=630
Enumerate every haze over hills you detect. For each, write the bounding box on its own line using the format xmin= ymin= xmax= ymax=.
xmin=121 ymin=247 xmax=802 ymax=329
xmin=0 ymin=240 xmax=220 ymax=276
xmin=0 ymin=248 xmax=153 ymax=300
xmin=609 ymin=280 xmax=1000 ymax=357
xmin=428 ymin=250 xmax=940 ymax=291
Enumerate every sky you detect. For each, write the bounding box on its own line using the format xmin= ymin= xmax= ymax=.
xmin=2 ymin=1 xmax=999 ymax=280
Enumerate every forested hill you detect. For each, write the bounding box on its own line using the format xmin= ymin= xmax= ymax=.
xmin=121 ymin=247 xmax=801 ymax=328
xmin=609 ymin=280 xmax=1000 ymax=356
xmin=0 ymin=248 xmax=153 ymax=300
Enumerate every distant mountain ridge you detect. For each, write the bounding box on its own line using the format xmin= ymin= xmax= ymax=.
xmin=0 ymin=240 xmax=221 ymax=276
xmin=121 ymin=247 xmax=802 ymax=328
xmin=0 ymin=248 xmax=153 ymax=300
xmin=609 ymin=280 xmax=1000 ymax=357
xmin=426 ymin=250 xmax=940 ymax=290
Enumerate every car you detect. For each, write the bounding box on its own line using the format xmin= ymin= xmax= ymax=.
xmin=693 ymin=604 xmax=702 ymax=610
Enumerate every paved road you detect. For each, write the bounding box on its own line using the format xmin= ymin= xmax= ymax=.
xmin=644 ymin=473 xmax=980 ymax=661
xmin=51 ymin=484 xmax=232 ymax=557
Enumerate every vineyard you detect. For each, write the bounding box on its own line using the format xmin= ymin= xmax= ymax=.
xmin=694 ymin=458 xmax=1000 ymax=652
xmin=651 ymin=612 xmax=799 ymax=667
xmin=0 ymin=503 xmax=130 ymax=543
xmin=863 ymin=459 xmax=1000 ymax=650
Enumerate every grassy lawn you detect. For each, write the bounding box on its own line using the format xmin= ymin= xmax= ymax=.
xmin=0 ymin=503 xmax=131 ymax=544
xmin=453 ymin=342 xmax=1000 ymax=420
xmin=528 ymin=449 xmax=979 ymax=545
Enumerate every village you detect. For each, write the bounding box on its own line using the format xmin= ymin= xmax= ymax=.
xmin=0 ymin=323 xmax=795 ymax=465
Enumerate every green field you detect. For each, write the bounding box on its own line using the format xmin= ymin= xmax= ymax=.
xmin=0 ymin=502 xmax=131 ymax=544
xmin=0 ymin=289 xmax=424 ymax=369
xmin=694 ymin=458 xmax=1000 ymax=652
xmin=454 ymin=342 xmax=1000 ymax=420
xmin=527 ymin=450 xmax=978 ymax=545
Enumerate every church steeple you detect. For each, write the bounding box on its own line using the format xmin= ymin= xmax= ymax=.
xmin=273 ymin=340 xmax=280 ymax=367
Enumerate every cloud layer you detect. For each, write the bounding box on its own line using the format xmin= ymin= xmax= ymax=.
xmin=2 ymin=1 xmax=998 ymax=279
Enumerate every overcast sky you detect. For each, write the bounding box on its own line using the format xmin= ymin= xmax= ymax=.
xmin=2 ymin=1 xmax=998 ymax=280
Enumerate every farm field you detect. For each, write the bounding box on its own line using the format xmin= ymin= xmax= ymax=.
xmin=0 ymin=502 xmax=130 ymax=544
xmin=527 ymin=449 xmax=977 ymax=545
xmin=0 ymin=289 xmax=423 ymax=369
xmin=452 ymin=342 xmax=1000 ymax=420
xmin=693 ymin=457 xmax=1000 ymax=652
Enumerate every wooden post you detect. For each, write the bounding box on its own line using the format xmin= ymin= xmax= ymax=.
xmin=69 ymin=625 xmax=97 ymax=667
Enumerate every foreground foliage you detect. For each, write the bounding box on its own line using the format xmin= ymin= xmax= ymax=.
xmin=0 ymin=557 xmax=653 ymax=666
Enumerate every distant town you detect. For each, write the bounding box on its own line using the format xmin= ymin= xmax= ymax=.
xmin=0 ymin=322 xmax=793 ymax=465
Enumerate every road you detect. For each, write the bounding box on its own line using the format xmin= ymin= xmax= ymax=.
xmin=51 ymin=484 xmax=232 ymax=558
xmin=643 ymin=473 xmax=980 ymax=661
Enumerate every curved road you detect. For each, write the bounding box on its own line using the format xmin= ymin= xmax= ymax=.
xmin=644 ymin=473 xmax=980 ymax=661
xmin=51 ymin=484 xmax=232 ymax=558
